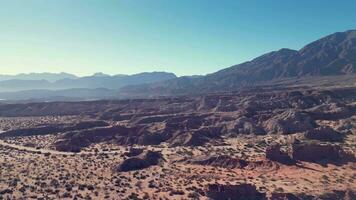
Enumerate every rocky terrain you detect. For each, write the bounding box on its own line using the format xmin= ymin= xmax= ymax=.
xmin=0 ymin=80 xmax=355 ymax=199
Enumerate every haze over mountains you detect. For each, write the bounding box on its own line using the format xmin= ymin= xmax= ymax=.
xmin=1 ymin=30 xmax=355 ymax=102
xmin=0 ymin=72 xmax=78 ymax=82
xmin=0 ymin=72 xmax=176 ymax=94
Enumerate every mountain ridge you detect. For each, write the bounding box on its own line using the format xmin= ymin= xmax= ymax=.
xmin=119 ymin=30 xmax=356 ymax=96
xmin=1 ymin=30 xmax=355 ymax=100
xmin=0 ymin=72 xmax=77 ymax=82
xmin=0 ymin=71 xmax=177 ymax=92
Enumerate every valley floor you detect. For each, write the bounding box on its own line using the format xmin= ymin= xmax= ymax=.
xmin=0 ymin=130 xmax=355 ymax=200
xmin=0 ymin=85 xmax=355 ymax=199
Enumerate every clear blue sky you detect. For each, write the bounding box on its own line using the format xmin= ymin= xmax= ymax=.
xmin=0 ymin=0 xmax=355 ymax=76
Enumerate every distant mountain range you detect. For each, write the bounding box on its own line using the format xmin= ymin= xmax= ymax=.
xmin=0 ymin=72 xmax=177 ymax=92
xmin=0 ymin=72 xmax=77 ymax=82
xmin=1 ymin=30 xmax=355 ymax=101
xmin=120 ymin=30 xmax=356 ymax=96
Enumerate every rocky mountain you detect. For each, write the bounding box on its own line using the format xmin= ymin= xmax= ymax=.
xmin=121 ymin=30 xmax=356 ymax=96
xmin=0 ymin=72 xmax=77 ymax=82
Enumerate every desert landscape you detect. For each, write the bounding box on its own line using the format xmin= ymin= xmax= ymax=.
xmin=0 ymin=80 xmax=355 ymax=199
xmin=0 ymin=2 xmax=356 ymax=198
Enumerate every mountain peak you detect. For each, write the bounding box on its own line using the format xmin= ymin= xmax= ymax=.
xmin=278 ymin=48 xmax=297 ymax=53
xmin=300 ymin=29 xmax=356 ymax=51
xmin=92 ymin=72 xmax=110 ymax=77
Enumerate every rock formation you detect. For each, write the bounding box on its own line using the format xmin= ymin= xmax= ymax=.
xmin=307 ymin=103 xmax=352 ymax=120
xmin=186 ymin=155 xmax=248 ymax=169
xmin=265 ymin=144 xmax=294 ymax=165
xmin=304 ymin=126 xmax=345 ymax=142
xmin=115 ymin=151 xmax=164 ymax=172
xmin=292 ymin=143 xmax=354 ymax=163
xmin=263 ymin=110 xmax=316 ymax=134
xmin=233 ymin=116 xmax=265 ymax=135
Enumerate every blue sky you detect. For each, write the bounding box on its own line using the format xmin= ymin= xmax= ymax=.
xmin=0 ymin=0 xmax=355 ymax=76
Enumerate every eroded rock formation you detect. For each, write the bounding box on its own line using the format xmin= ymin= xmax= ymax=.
xmin=266 ymin=144 xmax=294 ymax=165
xmin=115 ymin=150 xmax=164 ymax=172
xmin=292 ymin=143 xmax=354 ymax=163
xmin=263 ymin=110 xmax=316 ymax=134
xmin=186 ymin=155 xmax=248 ymax=169
xmin=304 ymin=126 xmax=345 ymax=142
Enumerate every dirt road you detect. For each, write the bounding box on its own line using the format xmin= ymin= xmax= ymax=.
xmin=0 ymin=139 xmax=121 ymax=156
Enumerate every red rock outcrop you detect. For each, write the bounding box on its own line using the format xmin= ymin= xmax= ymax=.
xmin=292 ymin=143 xmax=354 ymax=163
xmin=266 ymin=144 xmax=294 ymax=165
